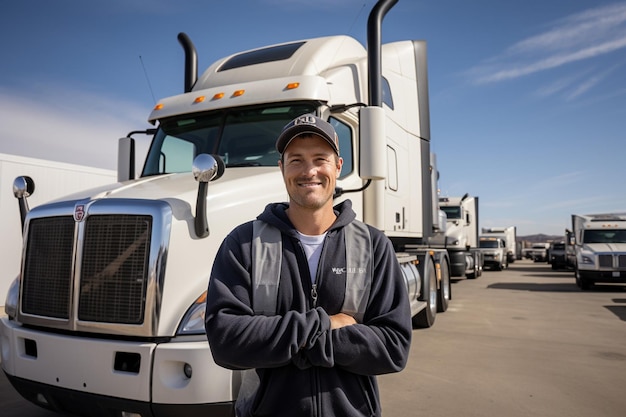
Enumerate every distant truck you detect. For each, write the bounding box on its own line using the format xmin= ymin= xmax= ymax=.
xmin=478 ymin=235 xmax=508 ymax=271
xmin=481 ymin=226 xmax=517 ymax=264
xmin=550 ymin=229 xmax=577 ymax=270
xmin=549 ymin=242 xmax=568 ymax=270
xmin=431 ymin=194 xmax=483 ymax=279
xmin=572 ymin=213 xmax=626 ymax=290
xmin=529 ymin=242 xmax=550 ymax=262
xmin=565 ymin=229 xmax=577 ymax=269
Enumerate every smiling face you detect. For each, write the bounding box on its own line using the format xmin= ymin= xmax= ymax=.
xmin=278 ymin=133 xmax=342 ymax=214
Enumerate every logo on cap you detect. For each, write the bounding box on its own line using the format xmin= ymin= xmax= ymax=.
xmin=276 ymin=114 xmax=340 ymax=155
xmin=293 ymin=114 xmax=317 ymax=126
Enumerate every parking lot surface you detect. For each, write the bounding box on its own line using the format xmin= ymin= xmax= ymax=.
xmin=379 ymin=260 xmax=626 ymax=417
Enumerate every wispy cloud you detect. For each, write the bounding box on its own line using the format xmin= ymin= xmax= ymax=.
xmin=469 ymin=2 xmax=626 ymax=84
xmin=565 ymin=64 xmax=621 ymax=100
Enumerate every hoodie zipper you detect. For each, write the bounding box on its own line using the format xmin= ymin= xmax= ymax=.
xmin=311 ymin=283 xmax=318 ymax=307
xmin=311 ymin=233 xmax=332 ymax=308
xmin=297 ymin=233 xmax=331 ymax=417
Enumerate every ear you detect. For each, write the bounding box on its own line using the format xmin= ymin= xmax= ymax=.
xmin=336 ymin=157 xmax=343 ymax=178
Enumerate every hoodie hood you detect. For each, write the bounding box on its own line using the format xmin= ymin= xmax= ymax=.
xmin=257 ymin=199 xmax=356 ymax=236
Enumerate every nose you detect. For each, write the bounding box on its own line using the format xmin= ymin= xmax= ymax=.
xmin=299 ymin=160 xmax=318 ymax=176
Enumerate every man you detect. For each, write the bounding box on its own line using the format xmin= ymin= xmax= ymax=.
xmin=205 ymin=114 xmax=412 ymax=417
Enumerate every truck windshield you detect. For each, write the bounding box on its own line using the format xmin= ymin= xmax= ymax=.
xmin=142 ymin=104 xmax=317 ymax=176
xmin=583 ymin=229 xmax=626 ymax=244
xmin=441 ymin=206 xmax=461 ymax=220
xmin=480 ymin=240 xmax=498 ymax=248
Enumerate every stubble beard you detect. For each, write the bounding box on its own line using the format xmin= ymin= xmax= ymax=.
xmin=288 ymin=183 xmax=334 ymax=211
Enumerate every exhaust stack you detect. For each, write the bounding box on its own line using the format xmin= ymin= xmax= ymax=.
xmin=178 ymin=32 xmax=198 ymax=93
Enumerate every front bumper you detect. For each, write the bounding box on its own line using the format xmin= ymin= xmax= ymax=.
xmin=0 ymin=317 xmax=236 ymax=416
xmin=577 ymin=269 xmax=626 ymax=283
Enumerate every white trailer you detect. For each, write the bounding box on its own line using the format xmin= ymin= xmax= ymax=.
xmin=431 ymin=194 xmax=483 ymax=279
xmin=0 ymin=153 xmax=115 ymax=306
xmin=572 ymin=213 xmax=626 ymax=290
xmin=482 ymin=226 xmax=517 ymax=264
xmin=1 ymin=1 xmax=452 ymax=415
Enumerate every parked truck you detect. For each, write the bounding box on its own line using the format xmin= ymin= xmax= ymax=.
xmin=529 ymin=242 xmax=550 ymax=262
xmin=431 ymin=193 xmax=483 ymax=279
xmin=478 ymin=235 xmax=508 ymax=270
xmin=550 ymin=230 xmax=576 ymax=270
xmin=0 ymin=1 xmax=452 ymax=416
xmin=572 ymin=213 xmax=626 ymax=290
xmin=482 ymin=226 xmax=517 ymax=265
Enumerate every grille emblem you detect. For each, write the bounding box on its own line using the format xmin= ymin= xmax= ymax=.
xmin=74 ymin=204 xmax=86 ymax=222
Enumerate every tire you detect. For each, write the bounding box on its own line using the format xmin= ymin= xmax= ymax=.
xmin=437 ymin=258 xmax=451 ymax=313
xmin=413 ymin=256 xmax=437 ymax=328
xmin=575 ymin=269 xmax=592 ymax=290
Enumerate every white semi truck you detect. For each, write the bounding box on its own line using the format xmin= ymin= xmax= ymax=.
xmin=431 ymin=194 xmax=483 ymax=279
xmin=481 ymin=226 xmax=517 ymax=265
xmin=572 ymin=213 xmax=626 ymax=290
xmin=0 ymin=1 xmax=452 ymax=416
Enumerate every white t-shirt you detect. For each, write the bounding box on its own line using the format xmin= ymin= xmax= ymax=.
xmin=297 ymin=231 xmax=327 ymax=283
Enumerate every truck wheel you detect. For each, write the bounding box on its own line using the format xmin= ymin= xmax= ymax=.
xmin=575 ymin=269 xmax=592 ymax=290
xmin=413 ymin=256 xmax=437 ymax=328
xmin=437 ymin=258 xmax=451 ymax=313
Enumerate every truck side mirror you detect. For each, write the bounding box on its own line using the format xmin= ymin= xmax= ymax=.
xmin=118 ymin=137 xmax=135 ymax=182
xmin=13 ymin=176 xmax=35 ymax=233
xmin=192 ymin=154 xmax=225 ymax=238
xmin=359 ymin=106 xmax=386 ymax=180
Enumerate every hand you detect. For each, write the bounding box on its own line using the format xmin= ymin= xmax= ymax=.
xmin=329 ymin=313 xmax=357 ymax=330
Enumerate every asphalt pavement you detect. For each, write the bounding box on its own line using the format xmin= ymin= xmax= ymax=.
xmin=379 ymin=259 xmax=626 ymax=417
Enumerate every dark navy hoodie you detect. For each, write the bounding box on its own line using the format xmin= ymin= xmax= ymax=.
xmin=205 ymin=200 xmax=412 ymax=417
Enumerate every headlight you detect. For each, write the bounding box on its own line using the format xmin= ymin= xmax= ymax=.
xmin=4 ymin=277 xmax=20 ymax=319
xmin=581 ymin=255 xmax=595 ymax=265
xmin=177 ymin=292 xmax=207 ymax=335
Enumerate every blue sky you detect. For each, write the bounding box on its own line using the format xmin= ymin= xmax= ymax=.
xmin=1 ymin=0 xmax=625 ymax=236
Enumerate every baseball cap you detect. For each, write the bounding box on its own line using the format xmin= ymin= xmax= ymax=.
xmin=276 ymin=114 xmax=340 ymax=155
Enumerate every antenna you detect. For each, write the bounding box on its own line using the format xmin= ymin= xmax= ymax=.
xmin=139 ymin=55 xmax=157 ymax=104
xmin=346 ymin=3 xmax=368 ymax=36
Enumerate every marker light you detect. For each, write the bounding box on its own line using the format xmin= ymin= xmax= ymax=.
xmin=232 ymin=89 xmax=245 ymax=97
xmin=153 ymin=103 xmax=164 ymax=111
xmin=212 ymin=92 xmax=225 ymax=100
xmin=193 ymin=96 xmax=206 ymax=104
xmin=286 ymin=82 xmax=300 ymax=90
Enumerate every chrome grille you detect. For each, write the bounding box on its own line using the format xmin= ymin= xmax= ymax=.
xmin=22 ymin=216 xmax=75 ymax=319
xmin=21 ymin=213 xmax=153 ymax=325
xmin=619 ymin=255 xmax=626 ymax=268
xmin=598 ymin=255 xmax=613 ymax=268
xmin=78 ymin=215 xmax=151 ymax=324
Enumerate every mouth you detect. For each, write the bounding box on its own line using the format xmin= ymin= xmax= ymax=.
xmin=298 ymin=182 xmax=322 ymax=188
